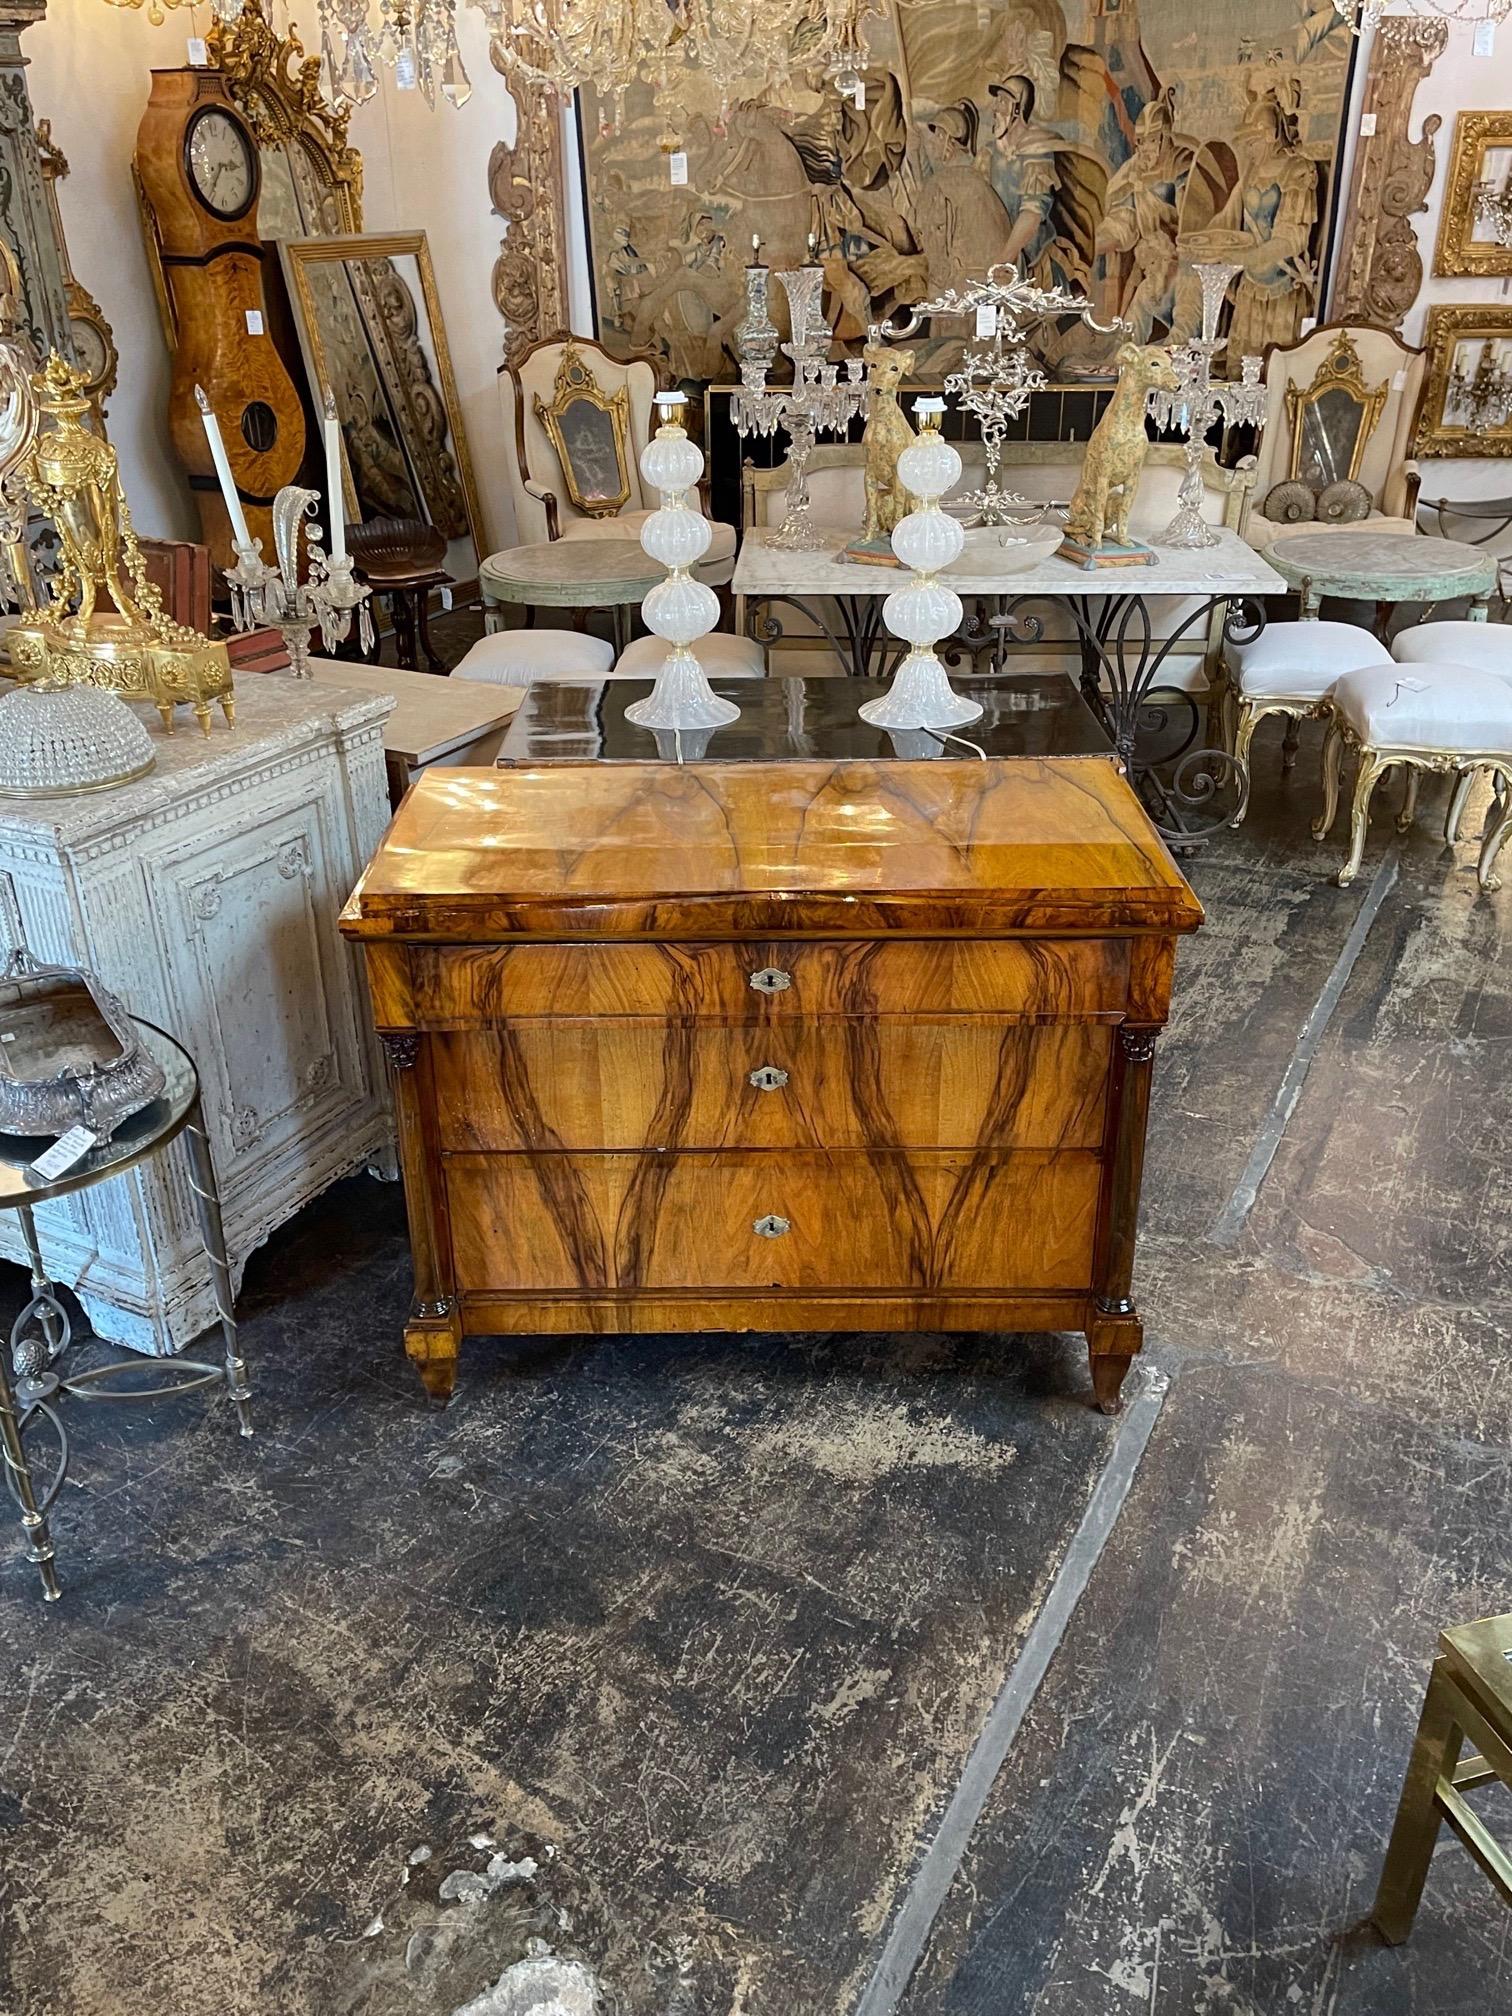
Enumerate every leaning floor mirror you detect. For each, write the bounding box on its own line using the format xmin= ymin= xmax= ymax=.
xmin=279 ymin=231 xmax=484 ymax=586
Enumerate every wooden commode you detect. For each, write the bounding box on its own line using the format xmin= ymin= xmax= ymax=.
xmin=340 ymin=756 xmax=1202 ymax=1411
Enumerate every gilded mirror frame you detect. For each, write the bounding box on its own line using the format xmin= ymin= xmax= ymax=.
xmin=1285 ymin=332 xmax=1388 ymax=486
xmin=1435 ymin=111 xmax=1512 ymax=279
xmin=1415 ymin=303 xmax=1512 ymax=457
xmin=531 ymin=342 xmax=632 ymax=517
xmin=279 ymin=230 xmax=484 ymax=559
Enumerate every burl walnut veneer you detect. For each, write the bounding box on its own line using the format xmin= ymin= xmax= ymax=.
xmin=339 ymin=757 xmax=1202 ymax=1411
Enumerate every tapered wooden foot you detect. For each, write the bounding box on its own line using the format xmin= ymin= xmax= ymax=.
xmin=405 ymin=1299 xmax=461 ymax=1406
xmin=1086 ymin=1306 xmax=1142 ymax=1414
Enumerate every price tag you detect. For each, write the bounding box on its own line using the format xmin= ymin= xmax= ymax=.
xmin=395 ymin=45 xmax=417 ymax=89
xmin=1474 ymin=20 xmax=1496 ymax=56
xmin=440 ymin=585 xmax=453 ymax=611
xmin=28 ymin=1125 xmax=98 ymax=1185
xmin=852 ymin=82 xmax=866 ymax=110
xmin=244 ymin=308 xmax=264 ymax=336
xmin=1359 ymin=112 xmax=1377 ymax=139
xmin=187 ymin=36 xmax=209 ymax=66
xmin=1393 ymin=368 xmax=1407 ymax=392
xmin=1299 ymin=316 xmax=1317 ymax=337
xmin=975 ymin=304 xmax=997 ymax=340
xmin=669 ymin=151 xmax=688 ymax=186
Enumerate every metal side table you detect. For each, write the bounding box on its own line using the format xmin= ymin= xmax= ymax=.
xmin=0 ymin=1019 xmax=252 ymax=1600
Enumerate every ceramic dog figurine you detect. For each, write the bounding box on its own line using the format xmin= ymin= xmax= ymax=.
xmin=1060 ymin=342 xmax=1179 ymax=564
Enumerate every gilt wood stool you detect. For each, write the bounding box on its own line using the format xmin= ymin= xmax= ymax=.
xmin=1372 ymin=1612 xmax=1512 ymax=1942
xmin=0 ymin=1018 xmax=252 ymax=1601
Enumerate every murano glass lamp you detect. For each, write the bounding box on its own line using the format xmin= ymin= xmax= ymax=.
xmin=627 ymin=392 xmax=739 ymax=733
xmin=861 ymin=398 xmax=981 ymax=731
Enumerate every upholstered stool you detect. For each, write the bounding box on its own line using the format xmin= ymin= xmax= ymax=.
xmin=1392 ymin=619 xmax=1512 ymax=678
xmin=1224 ymin=621 xmax=1392 ymax=824
xmin=451 ymin=630 xmax=615 ymax=685
xmin=1315 ymin=663 xmax=1512 ymax=889
xmin=613 ymin=632 xmax=766 ymax=680
xmin=1372 ymin=1611 xmax=1512 ymax=1943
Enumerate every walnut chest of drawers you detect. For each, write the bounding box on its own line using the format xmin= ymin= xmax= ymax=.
xmin=340 ymin=756 xmax=1202 ymax=1411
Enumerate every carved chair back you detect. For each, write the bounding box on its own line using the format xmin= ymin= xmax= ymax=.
xmin=1255 ymin=323 xmax=1427 ymax=520
xmin=501 ymin=335 xmax=661 ymax=544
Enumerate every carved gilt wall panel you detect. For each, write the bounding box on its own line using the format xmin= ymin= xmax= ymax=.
xmin=1330 ymin=16 xmax=1447 ymax=329
xmin=486 ymin=53 xmax=570 ymax=366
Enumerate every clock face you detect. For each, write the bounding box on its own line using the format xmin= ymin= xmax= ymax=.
xmin=185 ymin=107 xmax=257 ymax=222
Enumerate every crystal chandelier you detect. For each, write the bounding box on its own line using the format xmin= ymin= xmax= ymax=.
xmin=1476 ymin=176 xmax=1512 ymax=247
xmin=1328 ymin=0 xmax=1512 ymax=28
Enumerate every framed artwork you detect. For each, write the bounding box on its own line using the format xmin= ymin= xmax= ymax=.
xmin=1435 ymin=111 xmax=1512 ymax=278
xmin=279 ymin=231 xmax=483 ymax=566
xmin=578 ymin=0 xmax=1358 ymax=384
xmin=1415 ymin=305 xmax=1512 ymax=457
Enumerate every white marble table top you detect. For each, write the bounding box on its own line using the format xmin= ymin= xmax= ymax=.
xmin=732 ymin=524 xmax=1287 ymax=600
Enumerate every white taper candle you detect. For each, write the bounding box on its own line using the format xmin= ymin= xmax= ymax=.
xmin=194 ymin=383 xmax=252 ymax=551
xmin=322 ymin=387 xmax=347 ymax=565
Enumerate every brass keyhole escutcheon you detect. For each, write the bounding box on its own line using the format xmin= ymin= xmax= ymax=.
xmin=753 ymin=1214 xmax=790 ymax=1238
xmin=749 ymin=1064 xmax=789 ymax=1092
xmin=749 ymin=967 xmax=792 ymax=995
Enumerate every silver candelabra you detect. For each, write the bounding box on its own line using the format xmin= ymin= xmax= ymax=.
xmin=1146 ymin=262 xmax=1266 ymax=550
xmin=733 ymin=254 xmax=867 ymax=551
xmin=224 ymin=485 xmax=374 ymax=679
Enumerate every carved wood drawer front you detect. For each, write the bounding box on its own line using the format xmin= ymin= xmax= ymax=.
xmin=409 ymin=938 xmax=1131 ymax=1025
xmin=444 ymin=1149 xmax=1102 ymax=1295
xmin=430 ymin=1021 xmax=1112 ymax=1154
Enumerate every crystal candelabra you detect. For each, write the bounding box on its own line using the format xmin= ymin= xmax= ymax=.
xmin=224 ymin=486 xmax=373 ymax=679
xmin=889 ymin=264 xmax=1119 ymax=526
xmin=860 ymin=398 xmax=981 ymax=732
xmin=1448 ymin=340 xmax=1512 ymax=432
xmin=626 ymin=392 xmax=737 ymax=733
xmin=1146 ymin=262 xmax=1266 ymax=551
xmin=733 ymin=255 xmax=868 ymax=552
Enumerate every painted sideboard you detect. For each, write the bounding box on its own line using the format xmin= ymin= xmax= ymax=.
xmin=0 ymin=678 xmax=394 ymax=1352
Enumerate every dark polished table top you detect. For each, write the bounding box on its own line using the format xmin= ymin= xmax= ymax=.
xmin=496 ymin=673 xmax=1114 ymax=765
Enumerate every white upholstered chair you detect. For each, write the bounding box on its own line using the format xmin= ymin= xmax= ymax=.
xmin=1391 ymin=621 xmax=1512 ymax=678
xmin=1223 ymin=620 xmax=1392 ymax=822
xmin=1315 ymin=663 xmax=1512 ymax=889
xmin=452 ymin=629 xmax=615 ymax=685
xmin=499 ymin=335 xmax=735 ymax=583
xmin=1247 ymin=325 xmax=1427 ymax=551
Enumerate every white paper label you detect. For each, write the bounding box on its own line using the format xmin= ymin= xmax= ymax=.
xmin=1393 ymin=368 xmax=1407 ymax=391
xmin=852 ymin=82 xmax=866 ymax=110
xmin=187 ymin=36 xmax=209 ymax=66
xmin=440 ymin=585 xmax=453 ymax=611
xmin=29 ymin=1125 xmax=98 ymax=1183
xmin=669 ymin=151 xmax=688 ymax=186
xmin=1359 ymin=112 xmax=1377 ymax=139
xmin=975 ymin=304 xmax=997 ymax=339
xmin=395 ymin=45 xmax=417 ymax=89
xmin=1474 ymin=20 xmax=1496 ymax=56
xmin=1299 ymin=316 xmax=1317 ymax=337
xmin=244 ymin=308 xmax=264 ymax=336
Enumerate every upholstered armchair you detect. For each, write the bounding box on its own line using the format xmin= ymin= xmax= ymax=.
xmin=1246 ymin=324 xmax=1427 ymax=550
xmin=499 ymin=334 xmax=735 ymax=583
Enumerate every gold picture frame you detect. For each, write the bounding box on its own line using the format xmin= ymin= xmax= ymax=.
xmin=1415 ymin=304 xmax=1512 ymax=457
xmin=279 ymin=231 xmax=484 ymax=562
xmin=1435 ymin=111 xmax=1512 ymax=278
xmin=531 ymin=341 xmax=632 ymax=518
xmin=1284 ymin=331 xmax=1389 ymax=487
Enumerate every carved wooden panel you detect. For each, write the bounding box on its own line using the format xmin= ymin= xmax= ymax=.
xmin=1330 ymin=16 xmax=1448 ymax=330
xmin=486 ymin=60 xmax=569 ymax=367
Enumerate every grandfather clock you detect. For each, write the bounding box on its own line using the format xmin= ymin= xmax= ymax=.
xmin=134 ymin=67 xmax=305 ymax=573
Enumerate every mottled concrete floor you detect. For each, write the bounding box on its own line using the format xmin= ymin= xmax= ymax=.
xmin=1 ymin=715 xmax=1509 ymax=2015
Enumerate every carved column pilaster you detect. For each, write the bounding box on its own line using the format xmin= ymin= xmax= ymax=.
xmin=486 ymin=53 xmax=569 ymax=366
xmin=0 ymin=1 xmax=73 ymax=363
xmin=1331 ymin=17 xmax=1449 ymax=330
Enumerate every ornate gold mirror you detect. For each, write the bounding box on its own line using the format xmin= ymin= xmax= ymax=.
xmin=1436 ymin=111 xmax=1512 ymax=279
xmin=532 ymin=342 xmax=632 ymax=517
xmin=1286 ymin=332 xmax=1389 ymax=488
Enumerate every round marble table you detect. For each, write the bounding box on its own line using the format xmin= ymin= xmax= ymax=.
xmin=479 ymin=540 xmax=664 ymax=654
xmin=1267 ymin=530 xmax=1498 ymax=623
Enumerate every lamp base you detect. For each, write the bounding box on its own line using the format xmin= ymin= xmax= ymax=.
xmin=624 ymin=649 xmax=742 ymax=731
xmin=858 ymin=652 xmax=983 ymax=731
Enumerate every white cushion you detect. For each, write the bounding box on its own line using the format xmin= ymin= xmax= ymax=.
xmin=614 ymin=632 xmax=766 ymax=679
xmin=559 ymin=512 xmax=738 ymax=568
xmin=452 ymin=629 xmax=614 ymax=685
xmin=1332 ymin=663 xmax=1512 ymax=752
xmin=1225 ymin=620 xmax=1391 ymax=701
xmin=1392 ymin=621 xmax=1512 ymax=679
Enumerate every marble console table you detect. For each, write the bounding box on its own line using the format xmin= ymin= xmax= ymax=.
xmin=733 ymin=525 xmax=1287 ymax=843
xmin=0 ymin=680 xmax=395 ymax=1353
